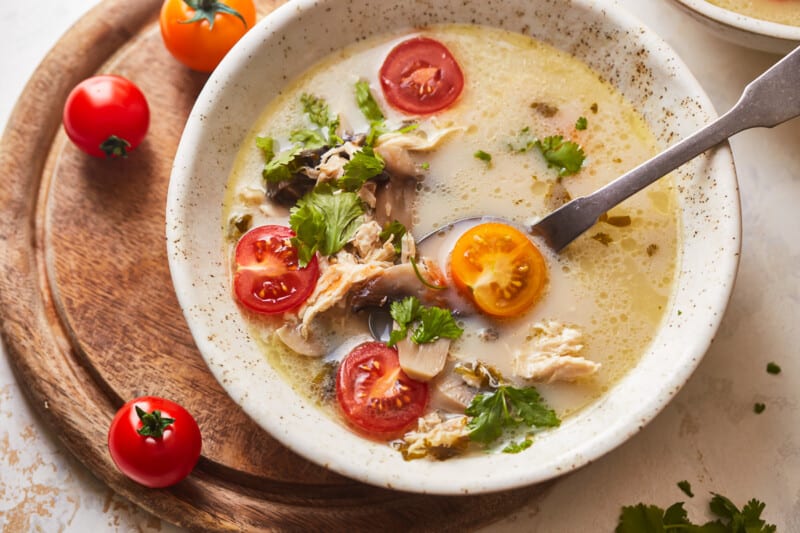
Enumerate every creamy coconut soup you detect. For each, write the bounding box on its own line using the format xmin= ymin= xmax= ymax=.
xmin=223 ymin=25 xmax=679 ymax=458
xmin=707 ymin=0 xmax=800 ymax=25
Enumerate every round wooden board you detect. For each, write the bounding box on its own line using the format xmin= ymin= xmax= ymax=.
xmin=0 ymin=0 xmax=549 ymax=530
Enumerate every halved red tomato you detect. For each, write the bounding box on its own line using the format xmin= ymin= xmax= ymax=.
xmin=336 ymin=342 xmax=428 ymax=438
xmin=233 ymin=225 xmax=319 ymax=314
xmin=449 ymin=222 xmax=547 ymax=318
xmin=379 ymin=37 xmax=464 ymax=115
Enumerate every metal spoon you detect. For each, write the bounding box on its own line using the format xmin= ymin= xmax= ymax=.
xmin=368 ymin=45 xmax=800 ymax=340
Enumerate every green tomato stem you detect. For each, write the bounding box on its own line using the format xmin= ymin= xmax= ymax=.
xmin=135 ymin=406 xmax=175 ymax=439
xmin=180 ymin=0 xmax=247 ymax=30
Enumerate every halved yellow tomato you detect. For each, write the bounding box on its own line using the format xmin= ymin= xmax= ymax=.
xmin=449 ymin=222 xmax=547 ymax=317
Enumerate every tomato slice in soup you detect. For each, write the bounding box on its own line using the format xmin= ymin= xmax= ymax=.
xmin=449 ymin=222 xmax=548 ymax=318
xmin=379 ymin=37 xmax=464 ymax=115
xmin=233 ymin=225 xmax=319 ymax=314
xmin=336 ymin=342 xmax=428 ymax=438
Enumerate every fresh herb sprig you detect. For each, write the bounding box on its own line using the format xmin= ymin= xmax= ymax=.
xmin=617 ymin=493 xmax=776 ymax=533
xmin=509 ymin=127 xmax=586 ymax=176
xmin=465 ymin=385 xmax=560 ymax=445
xmin=288 ymin=185 xmax=365 ymax=266
xmin=387 ymin=296 xmax=463 ymax=347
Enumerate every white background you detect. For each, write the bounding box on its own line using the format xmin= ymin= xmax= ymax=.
xmin=1 ymin=0 xmax=799 ymax=531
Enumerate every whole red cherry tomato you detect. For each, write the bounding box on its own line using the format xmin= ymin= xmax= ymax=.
xmin=62 ymin=75 xmax=149 ymax=158
xmin=233 ymin=225 xmax=320 ymax=314
xmin=379 ymin=37 xmax=464 ymax=115
xmin=107 ymin=396 xmax=202 ymax=488
xmin=159 ymin=0 xmax=257 ymax=73
xmin=336 ymin=342 xmax=428 ymax=438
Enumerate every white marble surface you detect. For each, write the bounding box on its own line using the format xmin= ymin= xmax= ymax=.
xmin=1 ymin=1 xmax=798 ymax=531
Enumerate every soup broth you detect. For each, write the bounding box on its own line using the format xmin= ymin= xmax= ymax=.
xmin=707 ymin=0 xmax=800 ymax=25
xmin=223 ymin=25 xmax=680 ymax=454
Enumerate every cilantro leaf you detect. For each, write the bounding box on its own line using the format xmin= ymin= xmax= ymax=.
xmin=255 ymin=136 xmax=276 ymax=160
xmin=617 ymin=494 xmax=776 ymax=533
xmin=387 ymin=296 xmax=463 ymax=347
xmin=474 ymin=150 xmax=492 ymax=165
xmin=387 ymin=296 xmax=422 ymax=347
xmin=411 ymin=306 xmax=464 ymax=344
xmin=502 ymin=439 xmax=532 ymax=454
xmin=535 ymin=135 xmax=585 ymax=176
xmin=262 ymin=144 xmax=303 ymax=183
xmin=508 ymin=126 xmax=538 ymax=153
xmin=678 ymin=480 xmax=694 ymax=498
xmin=575 ymin=116 xmax=588 ymax=130
xmin=289 ymin=187 xmax=365 ymax=266
xmin=355 ymin=80 xmax=385 ymax=123
xmin=289 ymin=129 xmax=327 ymax=151
xmin=379 ymin=220 xmax=407 ymax=254
xmin=338 ymin=146 xmax=385 ymax=191
xmin=465 ymin=385 xmax=560 ymax=445
xmin=766 ymin=362 xmax=781 ymax=374
xmin=300 ymin=93 xmax=341 ymax=144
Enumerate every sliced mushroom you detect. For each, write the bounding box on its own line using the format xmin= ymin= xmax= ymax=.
xmin=429 ymin=367 xmax=476 ymax=412
xmin=397 ymin=337 xmax=450 ymax=382
xmin=275 ymin=323 xmax=326 ymax=357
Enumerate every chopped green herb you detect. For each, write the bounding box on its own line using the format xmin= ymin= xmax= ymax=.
xmin=754 ymin=402 xmax=766 ymax=414
xmin=535 ymin=135 xmax=585 ymax=176
xmin=338 ymin=146 xmax=385 ymax=191
xmin=255 ymin=136 xmax=276 ymax=160
xmin=300 ymin=93 xmax=341 ymax=143
xmin=575 ymin=116 xmax=588 ymax=130
xmin=508 ymin=126 xmax=538 ymax=153
xmin=646 ymin=243 xmax=659 ymax=256
xmin=227 ymin=214 xmax=253 ymax=239
xmin=474 ymin=150 xmax=492 ymax=164
xmin=677 ymin=310 xmax=683 ymax=316
xmin=677 ymin=480 xmax=694 ymax=498
xmin=766 ymin=362 xmax=781 ymax=375
xmin=355 ymin=80 xmax=385 ymax=123
xmin=387 ymin=296 xmax=463 ymax=347
xmin=379 ymin=220 xmax=407 ymax=254
xmin=262 ymin=144 xmax=304 ymax=183
xmin=289 ymin=129 xmax=327 ymax=151
xmin=466 ymin=385 xmax=560 ymax=445
xmin=617 ymin=494 xmax=776 ymax=533
xmin=420 ymin=162 xmax=430 ymax=170
xmin=288 ymin=186 xmax=365 ymax=266
xmin=503 ymin=439 xmax=533 ymax=454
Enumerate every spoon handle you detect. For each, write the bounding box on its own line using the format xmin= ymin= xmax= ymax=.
xmin=531 ymin=45 xmax=800 ymax=252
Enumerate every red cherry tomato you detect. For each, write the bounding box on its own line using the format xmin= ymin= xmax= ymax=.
xmin=107 ymin=396 xmax=202 ymax=488
xmin=336 ymin=342 xmax=428 ymax=438
xmin=233 ymin=225 xmax=319 ymax=314
xmin=62 ymin=75 xmax=150 ymax=158
xmin=379 ymin=37 xmax=464 ymax=115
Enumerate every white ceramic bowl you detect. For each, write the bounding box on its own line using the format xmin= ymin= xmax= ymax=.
xmin=166 ymin=0 xmax=740 ymax=494
xmin=668 ymin=0 xmax=800 ymax=54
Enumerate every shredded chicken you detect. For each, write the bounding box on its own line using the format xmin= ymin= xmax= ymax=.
xmin=351 ymin=220 xmax=395 ymax=263
xmin=399 ymin=412 xmax=470 ymax=460
xmin=357 ymin=180 xmax=377 ymax=209
xmin=237 ymin=184 xmax=267 ymax=206
xmin=512 ymin=320 xmax=600 ymax=382
xmin=306 ymin=141 xmax=361 ymax=183
xmin=374 ymin=126 xmax=464 ymax=177
xmin=400 ymin=232 xmax=416 ymax=264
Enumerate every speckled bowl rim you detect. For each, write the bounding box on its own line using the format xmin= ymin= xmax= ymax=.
xmin=669 ymin=0 xmax=800 ymax=51
xmin=167 ymin=0 xmax=740 ymax=494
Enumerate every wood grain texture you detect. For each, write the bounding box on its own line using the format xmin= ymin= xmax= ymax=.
xmin=0 ymin=0 xmax=548 ymax=530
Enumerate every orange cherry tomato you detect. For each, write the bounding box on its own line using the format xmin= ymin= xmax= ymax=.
xmin=449 ymin=223 xmax=547 ymax=318
xmin=159 ymin=0 xmax=257 ymax=73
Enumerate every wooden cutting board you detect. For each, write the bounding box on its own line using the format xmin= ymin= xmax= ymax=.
xmin=0 ymin=0 xmax=549 ymax=529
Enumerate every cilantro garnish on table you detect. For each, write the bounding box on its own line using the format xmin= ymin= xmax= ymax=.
xmin=288 ymin=185 xmax=364 ymax=266
xmin=387 ymin=296 xmax=463 ymax=347
xmin=616 ymin=493 xmax=776 ymax=533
